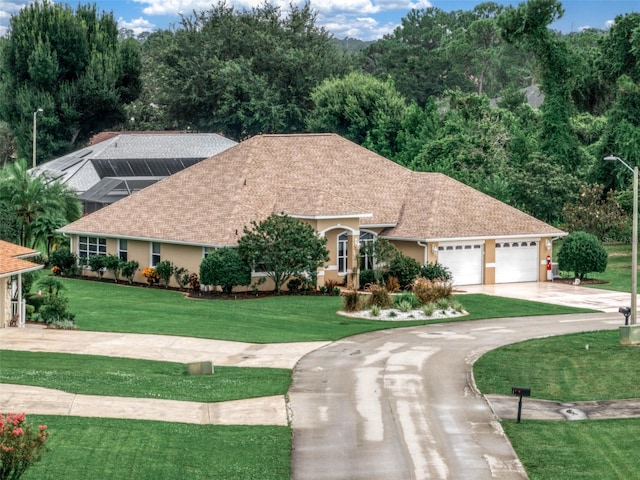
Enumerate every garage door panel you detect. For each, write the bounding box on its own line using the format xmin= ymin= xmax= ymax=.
xmin=438 ymin=243 xmax=483 ymax=286
xmin=495 ymin=240 xmax=538 ymax=283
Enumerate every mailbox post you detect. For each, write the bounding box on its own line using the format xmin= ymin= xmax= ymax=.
xmin=512 ymin=387 xmax=531 ymax=423
xmin=619 ymin=306 xmax=631 ymax=326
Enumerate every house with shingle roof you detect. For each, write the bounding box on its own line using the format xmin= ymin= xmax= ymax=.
xmin=0 ymin=240 xmax=43 ymax=328
xmin=58 ymin=133 xmax=565 ymax=289
xmin=31 ymin=131 xmax=237 ymax=213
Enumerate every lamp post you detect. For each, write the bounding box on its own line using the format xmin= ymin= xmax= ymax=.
xmin=605 ymin=155 xmax=638 ymax=342
xmin=32 ymin=108 xmax=43 ymax=169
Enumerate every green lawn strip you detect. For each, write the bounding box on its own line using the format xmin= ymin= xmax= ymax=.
xmin=474 ymin=330 xmax=640 ymax=402
xmin=0 ymin=350 xmax=290 ymax=402
xmin=503 ymin=419 xmax=640 ymax=480
xmin=58 ymin=278 xmax=593 ymax=343
xmin=20 ymin=415 xmax=290 ymax=480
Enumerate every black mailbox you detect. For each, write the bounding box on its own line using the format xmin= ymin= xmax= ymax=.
xmin=619 ymin=307 xmax=631 ymax=325
xmin=512 ymin=387 xmax=531 ymax=397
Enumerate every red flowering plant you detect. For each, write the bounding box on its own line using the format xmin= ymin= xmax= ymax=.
xmin=51 ymin=266 xmax=62 ymax=276
xmin=0 ymin=412 xmax=48 ymax=479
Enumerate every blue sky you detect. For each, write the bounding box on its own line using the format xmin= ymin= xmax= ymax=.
xmin=0 ymin=1 xmax=638 ymax=40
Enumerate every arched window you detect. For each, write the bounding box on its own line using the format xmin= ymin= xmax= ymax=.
xmin=338 ymin=232 xmax=348 ymax=274
xmin=360 ymin=231 xmax=376 ymax=270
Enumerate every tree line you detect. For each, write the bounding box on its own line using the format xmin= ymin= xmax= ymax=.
xmin=1 ymin=0 xmax=639 ymax=247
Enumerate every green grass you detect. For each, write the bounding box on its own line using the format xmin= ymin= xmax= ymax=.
xmin=20 ymin=416 xmax=290 ymax=480
xmin=56 ymin=278 xmax=593 ymax=343
xmin=474 ymin=330 xmax=640 ymax=402
xmin=475 ymin=329 xmax=640 ymax=479
xmin=0 ymin=350 xmax=290 ymax=402
xmin=503 ymin=418 xmax=640 ymax=480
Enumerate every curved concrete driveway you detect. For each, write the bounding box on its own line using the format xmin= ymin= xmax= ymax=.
xmin=289 ymin=312 xmax=621 ymax=479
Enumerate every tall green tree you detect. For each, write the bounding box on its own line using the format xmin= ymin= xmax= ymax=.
xmin=238 ymin=214 xmax=329 ymax=294
xmin=306 ymin=72 xmax=408 ymax=155
xmin=142 ymin=1 xmax=349 ymax=140
xmin=0 ymin=158 xmax=81 ymax=248
xmin=0 ymin=1 xmax=141 ymax=161
xmin=499 ymin=0 xmax=581 ymax=170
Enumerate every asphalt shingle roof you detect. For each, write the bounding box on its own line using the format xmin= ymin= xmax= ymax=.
xmin=59 ymin=133 xmax=564 ymax=245
xmin=0 ymin=240 xmax=42 ymax=278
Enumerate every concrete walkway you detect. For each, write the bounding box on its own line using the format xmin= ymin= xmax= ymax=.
xmin=0 ymin=328 xmax=329 ymax=425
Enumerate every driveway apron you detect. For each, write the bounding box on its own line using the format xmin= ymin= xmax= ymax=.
xmin=289 ymin=312 xmax=620 ymax=480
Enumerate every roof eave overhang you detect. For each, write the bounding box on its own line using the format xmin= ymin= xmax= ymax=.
xmin=287 ymin=213 xmax=373 ymax=220
xmin=380 ymin=232 xmax=567 ymax=243
xmin=0 ymin=263 xmax=44 ymax=279
xmin=58 ymin=230 xmax=233 ymax=249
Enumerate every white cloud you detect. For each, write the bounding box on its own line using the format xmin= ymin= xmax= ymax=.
xmin=605 ymin=19 xmax=615 ymax=30
xmin=117 ymin=16 xmax=157 ymax=35
xmin=0 ymin=1 xmax=29 ymax=36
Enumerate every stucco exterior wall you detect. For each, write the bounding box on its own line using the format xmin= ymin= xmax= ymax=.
xmin=1 ymin=279 xmax=9 ymax=328
xmin=484 ymin=240 xmax=496 ymax=284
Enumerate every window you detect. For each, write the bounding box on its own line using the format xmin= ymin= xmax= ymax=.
xmin=118 ymin=239 xmax=128 ymax=261
xmin=338 ymin=232 xmax=348 ymax=274
xmin=359 ymin=231 xmax=376 ymax=270
xmin=78 ymin=236 xmax=106 ymax=260
xmin=151 ymin=242 xmax=161 ymax=266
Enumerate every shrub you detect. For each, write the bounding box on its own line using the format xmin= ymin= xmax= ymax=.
xmin=87 ymin=255 xmax=107 ymax=280
xmin=102 ymin=254 xmax=123 ymax=282
xmin=397 ymin=300 xmax=413 ymax=312
xmin=557 ymin=231 xmax=608 ymax=280
xmin=200 ymin=247 xmax=251 ymax=293
xmin=366 ymin=284 xmax=392 ymax=309
xmin=385 ymin=275 xmax=400 ymax=293
xmin=0 ymin=412 xmax=48 ymax=479
xmin=25 ymin=304 xmax=35 ymax=319
xmin=188 ymin=273 xmax=201 ymax=294
xmin=36 ymin=276 xmax=64 ymax=296
xmin=394 ymin=291 xmax=420 ymax=309
xmin=39 ymin=294 xmax=75 ymax=325
xmin=287 ymin=278 xmax=302 ymax=293
xmin=370 ymin=304 xmax=381 ymax=316
xmin=25 ymin=292 xmax=46 ymax=312
xmin=319 ymin=285 xmax=328 ymax=294
xmin=120 ymin=260 xmax=139 ymax=284
xmin=49 ymin=247 xmax=77 ymax=275
xmin=154 ymin=260 xmax=175 ymax=287
xmin=325 ymin=279 xmax=339 ymax=291
xmin=332 ymin=286 xmax=341 ymax=296
xmin=420 ymin=262 xmax=453 ymax=282
xmin=411 ymin=277 xmax=453 ymax=305
xmin=141 ymin=267 xmax=160 ymax=286
xmin=422 ymin=303 xmax=436 ymax=317
xmin=451 ymin=300 xmax=464 ymax=313
xmin=387 ymin=252 xmax=422 ymax=288
xmin=359 ymin=269 xmax=376 ymax=289
xmin=342 ymin=289 xmax=362 ymax=312
xmin=436 ymin=298 xmax=450 ymax=312
xmin=173 ymin=267 xmax=190 ymax=290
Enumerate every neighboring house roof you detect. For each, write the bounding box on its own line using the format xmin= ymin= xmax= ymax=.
xmin=31 ymin=132 xmax=238 ymax=206
xmin=59 ymin=133 xmax=564 ymax=245
xmin=0 ymin=240 xmax=43 ymax=278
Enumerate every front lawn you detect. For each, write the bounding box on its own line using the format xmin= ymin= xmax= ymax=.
xmin=474 ymin=330 xmax=640 ymax=480
xmin=58 ymin=278 xmax=594 ymax=343
xmin=20 ymin=416 xmax=290 ymax=480
xmin=503 ymin=418 xmax=640 ymax=480
xmin=474 ymin=330 xmax=640 ymax=401
xmin=0 ymin=350 xmax=290 ymax=402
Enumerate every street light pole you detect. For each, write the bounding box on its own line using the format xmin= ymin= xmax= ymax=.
xmin=32 ymin=108 xmax=43 ymax=169
xmin=604 ymin=155 xmax=637 ymax=328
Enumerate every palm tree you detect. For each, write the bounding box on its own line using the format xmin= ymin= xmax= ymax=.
xmin=0 ymin=159 xmax=82 ymax=248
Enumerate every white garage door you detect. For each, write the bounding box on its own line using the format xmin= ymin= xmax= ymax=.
xmin=495 ymin=240 xmax=539 ymax=283
xmin=438 ymin=243 xmax=483 ymax=286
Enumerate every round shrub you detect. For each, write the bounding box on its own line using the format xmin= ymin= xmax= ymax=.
xmin=420 ymin=262 xmax=452 ymax=282
xmin=558 ymin=231 xmax=607 ymax=280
